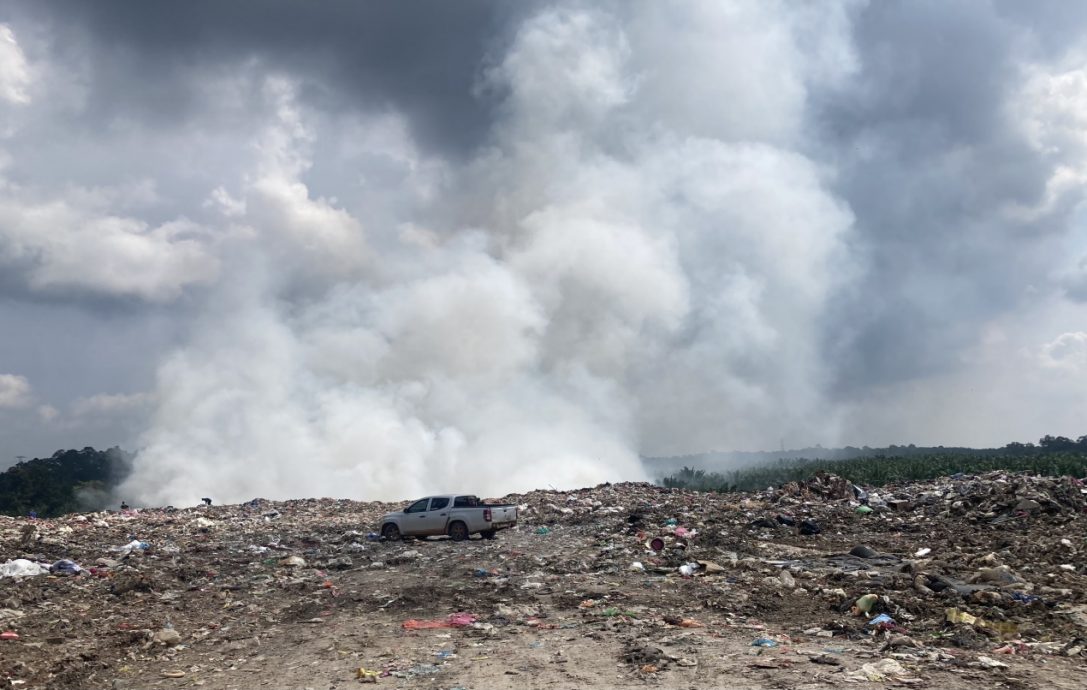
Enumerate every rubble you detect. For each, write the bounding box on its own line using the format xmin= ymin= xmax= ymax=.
xmin=0 ymin=471 xmax=1085 ymax=688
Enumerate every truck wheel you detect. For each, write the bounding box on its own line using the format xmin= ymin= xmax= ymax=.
xmin=381 ymin=523 xmax=401 ymax=541
xmin=448 ymin=521 xmax=469 ymax=542
xmin=481 ymin=530 xmax=497 ymax=540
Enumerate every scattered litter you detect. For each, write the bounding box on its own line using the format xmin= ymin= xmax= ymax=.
xmin=0 ymin=470 xmax=1083 ymax=686
xmin=402 ymin=612 xmax=478 ymax=630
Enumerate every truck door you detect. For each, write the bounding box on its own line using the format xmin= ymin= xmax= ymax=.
xmin=402 ymin=498 xmax=430 ymax=535
xmin=417 ymin=496 xmax=451 ymax=535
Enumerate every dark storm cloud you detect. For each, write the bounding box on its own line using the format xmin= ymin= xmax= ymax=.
xmin=4 ymin=0 xmax=538 ymax=156
xmin=993 ymin=0 xmax=1087 ymax=58
xmin=817 ymin=0 xmax=1087 ymax=393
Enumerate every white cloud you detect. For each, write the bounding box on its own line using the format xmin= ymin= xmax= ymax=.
xmin=0 ymin=25 xmax=30 ymax=105
xmin=0 ymin=373 xmax=31 ymax=408
xmin=37 ymin=404 xmax=58 ymax=422
xmin=483 ymin=8 xmax=634 ymax=133
xmin=1039 ymin=331 xmax=1087 ymax=371
xmin=0 ymin=190 xmax=220 ymax=301
xmin=71 ymin=392 xmax=154 ymax=417
xmin=625 ymin=0 xmax=857 ymax=145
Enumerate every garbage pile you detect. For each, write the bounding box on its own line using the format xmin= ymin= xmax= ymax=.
xmin=0 ymin=472 xmax=1085 ymax=689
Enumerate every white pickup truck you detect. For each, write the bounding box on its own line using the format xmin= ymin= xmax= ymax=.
xmin=379 ymin=495 xmax=518 ymax=541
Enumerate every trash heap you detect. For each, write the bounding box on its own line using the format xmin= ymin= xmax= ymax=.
xmin=1 ymin=472 xmax=1085 ymax=689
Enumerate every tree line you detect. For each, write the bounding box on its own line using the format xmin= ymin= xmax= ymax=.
xmin=0 ymin=447 xmax=132 ymax=517
xmin=660 ymin=435 xmax=1087 ymax=493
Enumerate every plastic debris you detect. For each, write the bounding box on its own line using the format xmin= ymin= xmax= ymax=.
xmin=945 ymin=608 xmax=1019 ymax=637
xmin=850 ymin=544 xmax=879 ymax=558
xmin=115 ymin=540 xmax=150 ymax=555
xmin=402 ymin=612 xmax=478 ymax=630
xmin=852 ymin=594 xmax=879 ymax=616
xmin=0 ymin=559 xmax=49 ymax=579
xmin=798 ymin=519 xmax=822 ymax=535
xmin=153 ymin=627 xmax=182 ymax=646
xmin=778 ymin=570 xmax=796 ymax=588
xmin=844 ymin=658 xmax=917 ymax=682
xmin=50 ymin=559 xmax=82 ymax=575
xmin=356 ymin=666 xmax=379 ymax=683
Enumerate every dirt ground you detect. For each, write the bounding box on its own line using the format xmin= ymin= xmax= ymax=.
xmin=2 ymin=474 xmax=1087 ymax=688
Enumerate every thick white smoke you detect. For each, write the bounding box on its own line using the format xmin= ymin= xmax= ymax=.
xmin=119 ymin=3 xmax=857 ymax=505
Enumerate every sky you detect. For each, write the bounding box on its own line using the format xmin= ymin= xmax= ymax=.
xmin=0 ymin=1 xmax=1086 ymax=504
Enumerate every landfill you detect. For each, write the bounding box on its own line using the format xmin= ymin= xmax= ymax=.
xmin=1 ymin=470 xmax=1086 ymax=688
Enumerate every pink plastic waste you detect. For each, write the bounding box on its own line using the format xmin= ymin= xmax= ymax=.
xmin=674 ymin=527 xmax=691 ymax=538
xmin=447 ymin=612 xmax=477 ymax=627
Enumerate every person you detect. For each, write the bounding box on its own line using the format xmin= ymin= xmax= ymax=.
xmin=120 ymin=501 xmax=130 ymax=510
xmin=201 ymin=497 xmax=212 ymax=506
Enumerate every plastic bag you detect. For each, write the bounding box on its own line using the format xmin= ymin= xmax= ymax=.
xmin=0 ymin=559 xmax=49 ymax=579
xmin=50 ymin=559 xmax=82 ymax=576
